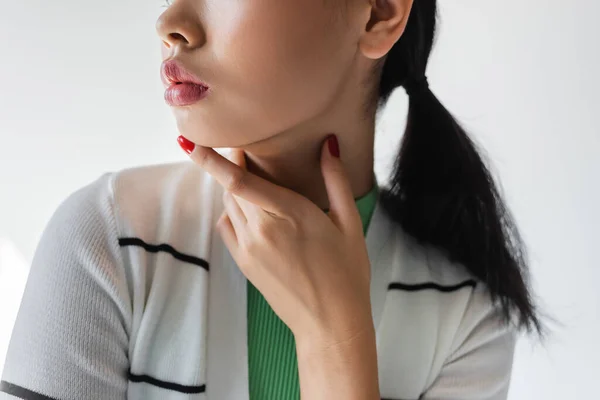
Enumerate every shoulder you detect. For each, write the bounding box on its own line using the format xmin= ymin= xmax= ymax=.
xmin=111 ymin=160 xmax=213 ymax=212
xmin=390 ymin=223 xmax=517 ymax=361
xmin=109 ymin=160 xmax=211 ymax=205
xmin=392 ymin=226 xmax=476 ymax=288
xmin=377 ymin=224 xmax=516 ymax=396
xmin=394 ymin=223 xmax=512 ymax=324
xmin=58 ymin=160 xmax=219 ymax=238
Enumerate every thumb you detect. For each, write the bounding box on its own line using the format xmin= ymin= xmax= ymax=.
xmin=320 ymin=134 xmax=361 ymax=235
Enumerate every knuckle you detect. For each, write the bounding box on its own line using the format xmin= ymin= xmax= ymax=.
xmin=216 ymin=212 xmax=228 ymax=227
xmin=225 ymin=169 xmax=246 ymax=194
xmin=240 ymin=235 xmax=258 ymax=257
xmin=197 ymin=147 xmax=210 ymax=167
xmin=254 ymin=218 xmax=272 ymax=239
xmin=287 ymin=216 xmax=301 ymax=232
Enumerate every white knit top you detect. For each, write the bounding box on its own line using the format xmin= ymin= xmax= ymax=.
xmin=1 ymin=160 xmax=517 ymax=400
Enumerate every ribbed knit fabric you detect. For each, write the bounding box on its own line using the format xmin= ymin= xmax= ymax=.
xmin=246 ymin=184 xmax=379 ymax=400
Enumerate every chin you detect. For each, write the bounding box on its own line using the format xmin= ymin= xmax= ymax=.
xmin=173 ymin=114 xmax=240 ymax=149
xmin=173 ymin=112 xmax=283 ymax=151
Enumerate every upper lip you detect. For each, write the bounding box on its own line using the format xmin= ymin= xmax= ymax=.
xmin=161 ymin=59 xmax=209 ymax=88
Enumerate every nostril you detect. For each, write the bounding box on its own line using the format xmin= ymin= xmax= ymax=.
xmin=168 ymin=32 xmax=188 ymax=44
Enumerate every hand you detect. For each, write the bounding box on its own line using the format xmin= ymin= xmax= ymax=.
xmin=179 ymin=134 xmax=375 ymax=344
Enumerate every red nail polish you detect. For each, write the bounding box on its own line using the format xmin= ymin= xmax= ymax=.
xmin=327 ymin=135 xmax=340 ymax=158
xmin=177 ymin=135 xmax=195 ymax=154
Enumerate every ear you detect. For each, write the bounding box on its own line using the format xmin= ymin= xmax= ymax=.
xmin=358 ymin=0 xmax=414 ymax=60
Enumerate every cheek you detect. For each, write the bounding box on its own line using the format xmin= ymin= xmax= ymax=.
xmin=230 ymin=4 xmax=347 ymax=111
xmin=178 ymin=0 xmax=351 ymax=148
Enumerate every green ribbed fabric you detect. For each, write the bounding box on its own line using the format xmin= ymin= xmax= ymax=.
xmin=247 ymin=183 xmax=379 ymax=400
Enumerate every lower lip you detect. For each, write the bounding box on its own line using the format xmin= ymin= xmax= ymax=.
xmin=164 ymin=83 xmax=210 ymax=106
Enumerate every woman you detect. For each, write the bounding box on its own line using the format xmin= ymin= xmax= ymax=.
xmin=1 ymin=0 xmax=543 ymax=399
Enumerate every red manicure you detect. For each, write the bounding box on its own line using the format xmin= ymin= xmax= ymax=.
xmin=327 ymin=134 xmax=340 ymax=158
xmin=177 ymin=135 xmax=195 ymax=154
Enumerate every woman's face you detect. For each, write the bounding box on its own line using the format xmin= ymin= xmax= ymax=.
xmin=156 ymin=0 xmax=368 ymax=149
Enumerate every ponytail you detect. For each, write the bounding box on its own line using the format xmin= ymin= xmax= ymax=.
xmin=376 ymin=0 xmax=544 ymax=336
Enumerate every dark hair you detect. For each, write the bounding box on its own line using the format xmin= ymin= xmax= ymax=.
xmin=374 ymin=0 xmax=544 ymax=336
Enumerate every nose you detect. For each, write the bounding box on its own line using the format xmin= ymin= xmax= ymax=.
xmin=156 ymin=2 xmax=204 ymax=52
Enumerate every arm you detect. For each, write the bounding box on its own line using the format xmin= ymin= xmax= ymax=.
xmin=294 ymin=281 xmax=516 ymax=400
xmin=295 ymin=321 xmax=380 ymax=400
xmin=0 ymin=173 xmax=131 ymax=400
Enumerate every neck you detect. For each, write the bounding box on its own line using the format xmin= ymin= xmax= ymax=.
xmin=238 ymin=76 xmax=377 ymax=211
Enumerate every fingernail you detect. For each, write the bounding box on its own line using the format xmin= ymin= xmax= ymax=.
xmin=177 ymin=135 xmax=195 ymax=155
xmin=327 ymin=134 xmax=340 ymax=158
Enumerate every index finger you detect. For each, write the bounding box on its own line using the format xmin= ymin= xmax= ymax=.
xmin=189 ymin=145 xmax=294 ymax=215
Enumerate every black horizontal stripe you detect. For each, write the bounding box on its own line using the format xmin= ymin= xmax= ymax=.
xmin=118 ymin=237 xmax=209 ymax=271
xmin=0 ymin=381 xmax=61 ymax=400
xmin=381 ymin=397 xmax=418 ymax=400
xmin=388 ymin=279 xmax=476 ymax=293
xmin=128 ymin=371 xmax=206 ymax=394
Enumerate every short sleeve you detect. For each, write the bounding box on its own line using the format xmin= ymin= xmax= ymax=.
xmin=421 ymin=284 xmax=518 ymax=400
xmin=1 ymin=173 xmax=132 ymax=400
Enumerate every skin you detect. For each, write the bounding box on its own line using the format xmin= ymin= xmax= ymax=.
xmin=156 ymin=0 xmax=413 ymax=398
